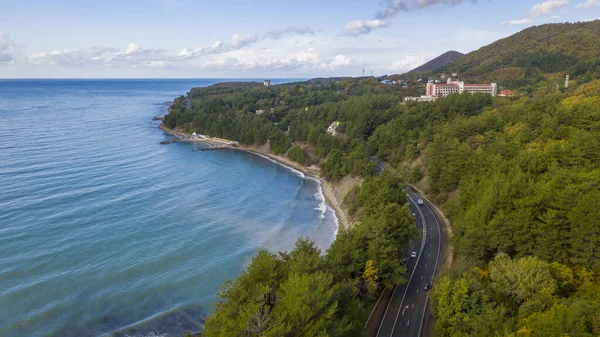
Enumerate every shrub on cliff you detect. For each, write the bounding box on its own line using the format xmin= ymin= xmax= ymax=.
xmin=287 ymin=146 xmax=311 ymax=166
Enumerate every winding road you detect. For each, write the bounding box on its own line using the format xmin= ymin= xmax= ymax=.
xmin=374 ymin=189 xmax=444 ymax=337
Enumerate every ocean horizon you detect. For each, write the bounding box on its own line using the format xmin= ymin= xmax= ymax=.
xmin=0 ymin=79 xmax=337 ymax=337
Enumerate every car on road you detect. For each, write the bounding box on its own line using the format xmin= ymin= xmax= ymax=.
xmin=417 ymin=198 xmax=424 ymax=205
xmin=424 ymin=282 xmax=431 ymax=291
xmin=411 ymin=251 xmax=417 ymax=258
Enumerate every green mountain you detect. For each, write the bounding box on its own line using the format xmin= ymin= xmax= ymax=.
xmin=442 ymin=21 xmax=600 ymax=87
xmin=408 ymin=50 xmax=464 ymax=73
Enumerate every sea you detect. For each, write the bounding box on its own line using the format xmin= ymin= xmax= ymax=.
xmin=0 ymin=79 xmax=338 ymax=337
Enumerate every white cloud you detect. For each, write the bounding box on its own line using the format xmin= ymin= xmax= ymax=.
xmin=9 ymin=29 xmax=272 ymax=70
xmin=170 ymin=33 xmax=263 ymax=61
xmin=343 ymin=20 xmax=388 ymax=36
xmin=356 ymin=0 xmax=476 ymax=35
xmin=387 ymin=53 xmax=437 ymax=72
xmin=124 ymin=43 xmax=141 ymax=54
xmin=265 ymin=26 xmax=316 ymax=39
xmin=201 ymin=56 xmax=312 ymax=72
xmin=414 ymin=0 xmax=469 ymax=7
xmin=231 ymin=33 xmax=258 ymax=48
xmin=529 ymin=0 xmax=569 ymax=17
xmin=0 ymin=31 xmax=20 ymax=63
xmin=499 ymin=0 xmax=567 ymax=26
xmin=174 ymin=41 xmax=227 ymax=60
xmin=27 ymin=43 xmax=168 ymax=68
xmin=375 ymin=0 xmax=409 ymax=19
xmin=500 ymin=18 xmax=533 ymax=25
xmin=576 ymin=0 xmax=599 ymax=7
xmin=326 ymin=54 xmax=353 ymax=69
xmin=375 ymin=0 xmax=474 ymax=18
xmin=197 ymin=48 xmax=354 ymax=74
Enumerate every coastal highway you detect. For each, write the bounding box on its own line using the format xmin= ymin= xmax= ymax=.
xmin=374 ymin=189 xmax=443 ymax=337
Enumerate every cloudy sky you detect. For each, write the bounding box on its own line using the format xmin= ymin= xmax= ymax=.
xmin=0 ymin=0 xmax=598 ymax=78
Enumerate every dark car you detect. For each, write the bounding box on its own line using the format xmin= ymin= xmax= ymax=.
xmin=424 ymin=282 xmax=431 ymax=291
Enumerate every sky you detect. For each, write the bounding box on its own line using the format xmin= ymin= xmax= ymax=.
xmin=0 ymin=0 xmax=598 ymax=78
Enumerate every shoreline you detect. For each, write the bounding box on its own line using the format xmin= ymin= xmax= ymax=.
xmin=158 ymin=124 xmax=351 ymax=232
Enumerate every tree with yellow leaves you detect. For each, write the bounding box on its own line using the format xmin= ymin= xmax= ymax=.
xmin=362 ymin=259 xmax=379 ymax=296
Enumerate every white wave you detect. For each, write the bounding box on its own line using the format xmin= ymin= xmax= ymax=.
xmin=332 ymin=211 xmax=339 ymax=237
xmin=314 ymin=180 xmax=340 ymax=238
xmin=313 ymin=189 xmax=327 ymax=220
xmin=249 ymin=152 xmax=306 ymax=179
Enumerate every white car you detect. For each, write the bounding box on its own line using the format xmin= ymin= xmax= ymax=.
xmin=411 ymin=251 xmax=417 ymax=258
xmin=417 ymin=199 xmax=424 ymax=205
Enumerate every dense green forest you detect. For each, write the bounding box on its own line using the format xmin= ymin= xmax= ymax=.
xmin=168 ymin=21 xmax=600 ymax=337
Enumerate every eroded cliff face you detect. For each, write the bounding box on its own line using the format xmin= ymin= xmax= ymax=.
xmin=321 ymin=175 xmax=363 ymax=230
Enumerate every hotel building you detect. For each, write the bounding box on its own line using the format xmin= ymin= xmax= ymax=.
xmin=426 ymin=78 xmax=497 ymax=97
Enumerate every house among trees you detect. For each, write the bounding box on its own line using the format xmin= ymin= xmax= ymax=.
xmin=327 ymin=121 xmax=340 ymax=136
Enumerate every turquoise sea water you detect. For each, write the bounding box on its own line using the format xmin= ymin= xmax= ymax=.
xmin=0 ymin=79 xmax=337 ymax=337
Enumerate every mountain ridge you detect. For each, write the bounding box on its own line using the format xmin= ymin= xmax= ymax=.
xmin=408 ymin=50 xmax=464 ymax=73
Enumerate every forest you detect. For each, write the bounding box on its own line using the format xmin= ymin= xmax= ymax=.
xmin=167 ymin=21 xmax=600 ymax=337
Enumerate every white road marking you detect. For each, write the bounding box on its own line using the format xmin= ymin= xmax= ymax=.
xmin=417 ymin=196 xmax=443 ymax=337
xmin=402 ymin=305 xmax=408 ymax=316
xmin=421 ymin=275 xmax=423 ymax=280
xmin=412 ymin=303 xmax=415 ymax=308
xmin=376 ymin=285 xmax=399 ymax=337
xmin=417 ymin=289 xmax=419 ymax=293
xmin=407 ymin=320 xmax=410 ymax=326
xmin=363 ymin=284 xmax=388 ymax=330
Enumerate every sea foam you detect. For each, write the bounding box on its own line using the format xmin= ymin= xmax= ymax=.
xmin=248 ymin=151 xmax=306 ymax=179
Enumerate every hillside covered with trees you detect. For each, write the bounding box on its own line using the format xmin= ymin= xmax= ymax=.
xmin=167 ymin=21 xmax=600 ymax=337
xmin=440 ymin=21 xmax=600 ymax=91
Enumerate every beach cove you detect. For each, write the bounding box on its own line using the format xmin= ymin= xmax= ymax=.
xmin=158 ymin=124 xmax=361 ymax=232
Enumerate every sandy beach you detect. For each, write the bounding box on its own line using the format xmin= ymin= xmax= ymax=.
xmin=159 ymin=124 xmax=356 ymax=231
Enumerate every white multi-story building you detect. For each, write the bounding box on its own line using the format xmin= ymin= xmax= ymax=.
xmin=428 ymin=78 xmax=497 ymax=97
xmin=406 ymin=78 xmax=498 ymax=103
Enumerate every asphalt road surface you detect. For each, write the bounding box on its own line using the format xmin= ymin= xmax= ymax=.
xmin=374 ymin=190 xmax=443 ymax=337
